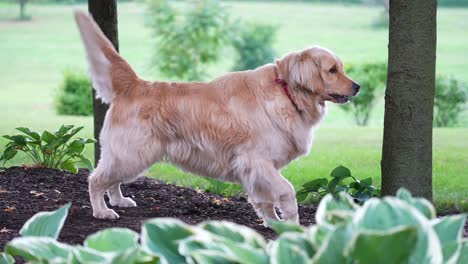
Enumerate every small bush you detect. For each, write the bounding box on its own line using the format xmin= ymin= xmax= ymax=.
xmin=296 ymin=165 xmax=380 ymax=205
xmin=434 ymin=76 xmax=468 ymax=127
xmin=342 ymin=62 xmax=387 ymax=126
xmin=232 ymin=23 xmax=277 ymax=71
xmin=204 ymin=178 xmax=244 ymax=197
xmin=56 ymin=70 xmax=93 ymax=116
xmin=3 ymin=189 xmax=468 ymax=263
xmin=0 ymin=125 xmax=95 ymax=173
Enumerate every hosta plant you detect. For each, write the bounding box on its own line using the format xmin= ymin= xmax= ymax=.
xmin=0 ymin=125 xmax=95 ymax=173
xmin=296 ymin=165 xmax=381 ymax=204
xmin=2 ymin=189 xmax=467 ymax=264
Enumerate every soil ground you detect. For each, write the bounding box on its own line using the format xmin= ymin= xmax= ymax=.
xmin=1 ymin=167 xmax=467 ymax=252
xmin=0 ymin=167 xmax=317 ymax=249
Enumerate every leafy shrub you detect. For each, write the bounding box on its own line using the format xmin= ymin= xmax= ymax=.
xmin=147 ymin=0 xmax=232 ymax=81
xmin=56 ymin=70 xmax=93 ymax=116
xmin=296 ymin=165 xmax=380 ymax=204
xmin=434 ymin=76 xmax=468 ymax=127
xmin=341 ymin=62 xmax=387 ymax=126
xmin=3 ymin=189 xmax=468 ymax=263
xmin=0 ymin=125 xmax=94 ymax=173
xmin=232 ymin=23 xmax=277 ymax=71
xmin=204 ymin=178 xmax=244 ymax=197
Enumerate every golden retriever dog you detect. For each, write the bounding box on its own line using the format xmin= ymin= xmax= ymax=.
xmin=74 ymin=11 xmax=359 ymax=225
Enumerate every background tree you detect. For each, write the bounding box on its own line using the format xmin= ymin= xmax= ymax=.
xmin=231 ymin=23 xmax=277 ymax=71
xmin=88 ymin=0 xmax=118 ymax=165
xmin=17 ymin=0 xmax=30 ymax=20
xmin=381 ymin=0 xmax=437 ymax=200
xmin=341 ymin=62 xmax=386 ymax=126
xmin=433 ymin=76 xmax=468 ymax=127
xmin=147 ymin=0 xmax=231 ymax=81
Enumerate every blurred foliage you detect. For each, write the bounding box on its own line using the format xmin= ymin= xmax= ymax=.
xmin=147 ymin=0 xmax=232 ymax=81
xmin=56 ymin=70 xmax=93 ymax=116
xmin=434 ymin=76 xmax=468 ymax=127
xmin=371 ymin=10 xmax=389 ymax=29
xmin=232 ymin=23 xmax=277 ymax=71
xmin=342 ymin=62 xmax=387 ymax=126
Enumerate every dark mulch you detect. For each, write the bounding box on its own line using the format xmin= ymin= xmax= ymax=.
xmin=0 ymin=167 xmax=317 ymax=250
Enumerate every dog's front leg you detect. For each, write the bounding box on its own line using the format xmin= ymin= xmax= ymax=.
xmin=240 ymin=160 xmax=299 ymax=226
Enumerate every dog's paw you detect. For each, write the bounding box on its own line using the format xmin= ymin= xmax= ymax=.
xmin=93 ymin=209 xmax=120 ymax=220
xmin=109 ymin=197 xmax=137 ymax=208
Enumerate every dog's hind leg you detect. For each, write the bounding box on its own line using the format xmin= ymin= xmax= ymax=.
xmin=89 ymin=166 xmax=120 ymax=219
xmin=108 ymin=183 xmax=137 ymax=208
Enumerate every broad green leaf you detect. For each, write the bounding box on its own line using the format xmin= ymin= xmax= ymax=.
xmin=60 ymin=160 xmax=78 ymax=174
xmin=141 ymin=218 xmax=194 ymax=264
xmin=0 ymin=253 xmax=14 ymax=264
xmin=200 ymin=221 xmax=266 ymax=248
xmin=110 ymin=247 xmax=140 ymax=264
xmin=302 ymin=178 xmax=328 ymax=190
xmin=330 ymin=165 xmax=351 ymax=179
xmin=84 ymin=228 xmax=139 ymax=252
xmin=188 ymin=250 xmax=237 ymax=264
xmin=56 ymin=125 xmax=73 ymax=137
xmin=354 ymin=198 xmax=443 ymax=264
xmin=3 ymin=135 xmax=27 ymax=146
xmin=41 ymin=131 xmax=57 ymax=144
xmin=68 ymin=126 xmax=84 ymax=138
xmin=315 ymin=194 xmax=357 ymax=226
xmin=76 ymin=156 xmax=94 ymax=171
xmin=67 ymin=139 xmax=85 ymax=155
xmin=396 ymin=188 xmax=436 ymax=219
xmin=432 ymin=214 xmax=467 ymax=263
xmin=1 ymin=147 xmax=17 ymax=162
xmin=269 ymin=220 xmax=305 ymax=235
xmin=180 ymin=236 xmax=267 ymax=264
xmin=275 ymin=232 xmax=315 ymax=259
xmin=16 ymin=127 xmax=41 ymax=141
xmin=361 ymin=177 xmax=373 ymax=186
xmin=270 ymin=234 xmax=310 ymax=264
xmin=72 ymin=246 xmax=109 ymax=264
xmin=308 ymin=225 xmax=332 ymax=251
xmin=327 ymin=177 xmax=341 ymax=193
xmin=346 ymin=226 xmax=418 ymax=264
xmin=457 ymin=240 xmax=468 ymax=264
xmin=311 ymin=223 xmax=354 ymax=264
xmin=6 ymin=237 xmax=73 ymax=262
xmin=222 ymin=240 xmax=268 ymax=264
xmin=20 ymin=203 xmax=70 ymax=239
xmin=296 ymin=191 xmax=309 ymax=203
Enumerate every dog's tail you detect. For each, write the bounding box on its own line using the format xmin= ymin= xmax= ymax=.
xmin=74 ymin=11 xmax=138 ymax=104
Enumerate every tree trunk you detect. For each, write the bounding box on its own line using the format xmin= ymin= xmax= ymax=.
xmin=381 ymin=0 xmax=437 ymax=200
xmin=88 ymin=0 xmax=119 ymax=166
xmin=18 ymin=0 xmax=27 ymax=20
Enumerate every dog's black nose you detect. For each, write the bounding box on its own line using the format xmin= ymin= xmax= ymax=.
xmin=352 ymin=82 xmax=360 ymax=95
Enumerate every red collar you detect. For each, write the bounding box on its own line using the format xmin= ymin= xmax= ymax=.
xmin=275 ymin=76 xmax=301 ymax=112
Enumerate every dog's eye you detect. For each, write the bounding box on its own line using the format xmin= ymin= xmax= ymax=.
xmin=329 ymin=67 xmax=338 ymax=74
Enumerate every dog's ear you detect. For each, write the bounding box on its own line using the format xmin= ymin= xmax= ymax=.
xmin=289 ymin=52 xmax=319 ymax=92
xmin=276 ymin=51 xmax=319 ymax=93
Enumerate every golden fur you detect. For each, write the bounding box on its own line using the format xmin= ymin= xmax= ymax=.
xmin=74 ymin=11 xmax=359 ymax=225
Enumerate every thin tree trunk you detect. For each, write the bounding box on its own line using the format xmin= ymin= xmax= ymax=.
xmin=88 ymin=0 xmax=119 ymax=166
xmin=381 ymin=0 xmax=437 ymax=200
xmin=19 ymin=0 xmax=27 ymax=20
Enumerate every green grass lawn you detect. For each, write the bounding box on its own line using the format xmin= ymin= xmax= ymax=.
xmin=0 ymin=2 xmax=467 ymax=211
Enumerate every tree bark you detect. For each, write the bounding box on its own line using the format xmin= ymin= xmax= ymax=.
xmin=381 ymin=0 xmax=437 ymax=200
xmin=88 ymin=0 xmax=119 ymax=166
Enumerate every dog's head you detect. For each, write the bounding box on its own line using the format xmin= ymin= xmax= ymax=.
xmin=276 ymin=46 xmax=359 ymax=104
